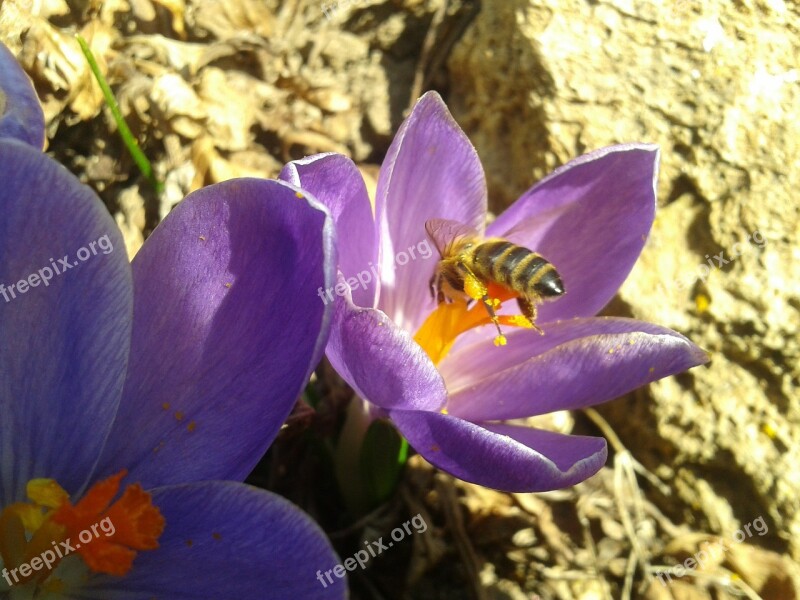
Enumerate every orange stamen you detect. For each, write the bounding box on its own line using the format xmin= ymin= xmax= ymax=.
xmin=0 ymin=471 xmax=164 ymax=589
xmin=414 ymin=283 xmax=532 ymax=365
xmin=52 ymin=470 xmax=165 ymax=577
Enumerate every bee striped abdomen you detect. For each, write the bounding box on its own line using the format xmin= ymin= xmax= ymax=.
xmin=470 ymin=240 xmax=564 ymax=299
xmin=494 ymin=246 xmax=530 ymax=283
xmin=473 ymin=241 xmax=519 ymax=284
xmin=510 ymin=252 xmax=548 ymax=290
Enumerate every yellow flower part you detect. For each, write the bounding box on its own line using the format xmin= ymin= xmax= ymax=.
xmin=414 ymin=283 xmax=534 ymax=366
xmin=0 ymin=471 xmax=164 ymax=590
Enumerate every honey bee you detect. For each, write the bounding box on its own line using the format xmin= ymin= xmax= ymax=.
xmin=425 ymin=218 xmax=565 ymax=343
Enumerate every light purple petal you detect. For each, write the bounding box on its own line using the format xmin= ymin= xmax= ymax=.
xmin=443 ymin=317 xmax=708 ymax=422
xmin=487 ymin=144 xmax=659 ymax=322
xmin=280 ymin=153 xmax=378 ymax=307
xmin=326 ymin=276 xmax=446 ymax=412
xmin=0 ymin=141 xmax=131 ymax=504
xmin=375 ymin=91 xmax=487 ymax=333
xmin=77 ymin=482 xmax=345 ymax=599
xmin=0 ymin=43 xmax=45 ymax=149
xmin=94 ymin=179 xmax=335 ymax=489
xmin=390 ymin=409 xmax=607 ymax=492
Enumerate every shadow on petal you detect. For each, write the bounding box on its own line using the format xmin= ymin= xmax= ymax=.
xmin=95 ymin=179 xmax=335 ymax=489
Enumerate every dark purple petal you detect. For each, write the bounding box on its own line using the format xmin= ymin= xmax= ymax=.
xmin=326 ymin=277 xmax=446 ymax=411
xmin=487 ymin=144 xmax=659 ymax=322
xmin=375 ymin=91 xmax=487 ymax=333
xmin=0 ymin=141 xmax=131 ymax=502
xmin=280 ymin=154 xmax=378 ymax=307
xmin=0 ymin=43 xmax=44 ymax=149
xmin=390 ymin=409 xmax=607 ymax=492
xmin=94 ymin=179 xmax=335 ymax=489
xmin=81 ymin=482 xmax=346 ymax=599
xmin=443 ymin=317 xmax=708 ymax=422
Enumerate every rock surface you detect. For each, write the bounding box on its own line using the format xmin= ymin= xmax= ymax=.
xmin=0 ymin=0 xmax=440 ymax=254
xmin=448 ymin=0 xmax=800 ymax=567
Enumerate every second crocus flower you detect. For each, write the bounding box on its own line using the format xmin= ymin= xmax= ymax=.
xmin=0 ymin=42 xmax=344 ymax=598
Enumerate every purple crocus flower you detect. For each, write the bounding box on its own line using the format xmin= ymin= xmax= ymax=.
xmin=0 ymin=44 xmax=344 ymax=598
xmin=280 ymin=91 xmax=708 ymax=493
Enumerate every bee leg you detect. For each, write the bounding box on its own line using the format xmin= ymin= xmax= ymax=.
xmin=480 ymin=294 xmax=507 ymax=346
xmin=429 ymin=272 xmax=446 ymax=304
xmin=517 ymin=297 xmax=544 ymax=335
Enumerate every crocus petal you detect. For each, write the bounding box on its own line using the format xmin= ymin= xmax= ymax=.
xmin=0 ymin=141 xmax=132 ymax=503
xmin=94 ymin=179 xmax=335 ymax=489
xmin=280 ymin=153 xmax=378 ymax=307
xmin=486 ymin=144 xmax=659 ymax=322
xmin=443 ymin=317 xmax=708 ymax=422
xmin=376 ymin=91 xmax=487 ymax=332
xmin=0 ymin=43 xmax=45 ymax=149
xmin=326 ymin=279 xmax=446 ymax=412
xmin=389 ymin=409 xmax=607 ymax=492
xmin=77 ymin=481 xmax=345 ymax=599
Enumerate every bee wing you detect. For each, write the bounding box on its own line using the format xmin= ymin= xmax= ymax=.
xmin=425 ymin=218 xmax=481 ymax=257
xmin=498 ymin=202 xmax=569 ymax=245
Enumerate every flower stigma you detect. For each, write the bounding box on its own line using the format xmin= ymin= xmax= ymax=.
xmin=0 ymin=470 xmax=164 ymax=596
xmin=414 ymin=282 xmax=533 ymax=366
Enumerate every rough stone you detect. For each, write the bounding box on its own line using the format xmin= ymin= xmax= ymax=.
xmin=448 ymin=0 xmax=800 ymax=561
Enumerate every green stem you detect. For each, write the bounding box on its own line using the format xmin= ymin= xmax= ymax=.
xmin=76 ymin=35 xmax=163 ymax=195
xmin=334 ymin=399 xmax=410 ymax=516
xmin=334 ymin=397 xmax=373 ymax=516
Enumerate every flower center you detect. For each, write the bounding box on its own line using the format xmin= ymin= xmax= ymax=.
xmin=0 ymin=470 xmax=164 ymax=594
xmin=414 ymin=283 xmax=534 ymax=365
